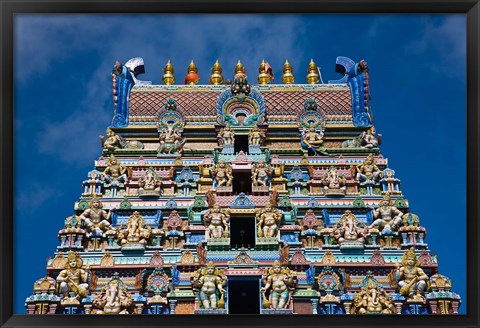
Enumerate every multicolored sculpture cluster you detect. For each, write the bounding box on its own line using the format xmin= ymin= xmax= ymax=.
xmin=25 ymin=57 xmax=461 ymax=315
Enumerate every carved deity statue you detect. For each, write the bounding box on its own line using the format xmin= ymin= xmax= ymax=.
xmin=397 ymin=248 xmax=429 ymax=301
xmin=79 ymin=195 xmax=115 ymax=236
xmin=251 ymin=160 xmax=273 ymax=187
xmin=256 ymin=202 xmax=282 ymax=238
xmin=218 ymin=125 xmax=235 ymax=146
xmin=210 ymin=160 xmax=233 ymax=188
xmin=117 ymin=211 xmax=152 ymax=245
xmin=101 ymin=155 xmax=129 ymax=184
xmin=92 ymin=275 xmax=133 ymax=314
xmin=56 ymin=251 xmax=89 ymax=301
xmin=351 ymin=278 xmax=395 ymax=314
xmin=203 ymin=203 xmax=230 ymax=239
xmin=191 ymin=261 xmax=227 ymax=310
xmin=322 ymin=166 xmax=346 ymax=193
xmin=138 ymin=167 xmax=161 ymax=194
xmin=333 ymin=210 xmax=368 ymax=245
xmin=301 ymin=125 xmax=324 ymax=151
xmin=99 ymin=128 xmax=124 ymax=152
xmin=248 ymin=126 xmax=265 ymax=146
xmin=261 ymin=260 xmax=296 ymax=309
xmin=356 ymin=154 xmax=383 ymax=183
xmin=158 ymin=122 xmax=187 ymax=154
xmin=360 ymin=126 xmax=380 ymax=148
xmin=370 ymin=193 xmax=403 ymax=232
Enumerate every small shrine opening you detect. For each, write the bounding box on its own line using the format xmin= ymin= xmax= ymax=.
xmin=228 ymin=277 xmax=260 ymax=314
xmin=234 ymin=134 xmax=249 ymax=153
xmin=232 ymin=171 xmax=252 ymax=195
xmin=230 ymin=216 xmax=256 ymax=249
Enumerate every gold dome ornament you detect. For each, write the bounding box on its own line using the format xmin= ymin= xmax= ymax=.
xmin=282 ymin=59 xmax=295 ymax=84
xmin=234 ymin=60 xmax=247 ymax=79
xmin=184 ymin=60 xmax=201 ymax=85
xmin=209 ymin=60 xmax=224 ymax=85
xmin=258 ymin=59 xmax=274 ymax=85
xmin=162 ymin=60 xmax=175 ymax=85
xmin=306 ymin=59 xmax=319 ymax=84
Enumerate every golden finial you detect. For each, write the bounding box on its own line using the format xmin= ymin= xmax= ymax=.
xmin=306 ymin=58 xmax=319 ymax=84
xmin=257 ymin=59 xmax=273 ymax=85
xmin=163 ymin=60 xmax=175 ymax=85
xmin=209 ymin=59 xmax=224 ymax=85
xmin=234 ymin=60 xmax=246 ymax=79
xmin=184 ymin=60 xmax=200 ymax=85
xmin=282 ymin=59 xmax=295 ymax=84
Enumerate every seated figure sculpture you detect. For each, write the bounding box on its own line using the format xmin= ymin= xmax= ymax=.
xmin=138 ymin=167 xmax=161 ymax=196
xmin=261 ymin=260 xmax=296 ymax=309
xmin=203 ymin=203 xmax=230 ymax=239
xmin=356 ymin=154 xmax=383 ymax=184
xmin=92 ymin=275 xmax=133 ymax=314
xmin=322 ymin=166 xmax=346 ymax=195
xmin=158 ymin=122 xmax=187 ymax=154
xmin=101 ymin=155 xmax=129 ymax=197
xmin=360 ymin=126 xmax=380 ymax=148
xmin=99 ymin=128 xmax=124 ymax=152
xmin=79 ymin=195 xmax=115 ymax=237
xmin=333 ymin=210 xmax=368 ymax=246
xmin=117 ymin=211 xmax=152 ymax=246
xmin=256 ymin=202 xmax=282 ymax=238
xmin=248 ymin=126 xmax=265 ymax=146
xmin=351 ymin=278 xmax=395 ymax=314
xmin=301 ymin=125 xmax=324 ymax=153
xmin=191 ymin=261 xmax=227 ymax=310
xmin=56 ymin=251 xmax=89 ymax=301
xmin=369 ymin=193 xmax=403 ymax=232
xmin=210 ymin=160 xmax=233 ymax=189
xmin=251 ymin=160 xmax=273 ymax=188
xmin=397 ymin=247 xmax=429 ymax=301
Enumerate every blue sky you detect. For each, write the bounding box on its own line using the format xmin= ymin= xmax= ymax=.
xmin=13 ymin=14 xmax=466 ymax=314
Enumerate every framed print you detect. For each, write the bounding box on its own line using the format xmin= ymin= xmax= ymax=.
xmin=1 ymin=1 xmax=479 ymax=328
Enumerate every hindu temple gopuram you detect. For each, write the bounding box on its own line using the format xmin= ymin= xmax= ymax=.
xmin=25 ymin=56 xmax=461 ymax=315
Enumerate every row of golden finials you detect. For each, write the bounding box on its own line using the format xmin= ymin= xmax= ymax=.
xmin=158 ymin=59 xmax=324 ymax=85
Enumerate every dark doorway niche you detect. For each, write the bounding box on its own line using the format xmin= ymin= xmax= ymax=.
xmin=232 ymin=171 xmax=252 ymax=195
xmin=228 ymin=278 xmax=260 ymax=314
xmin=234 ymin=134 xmax=249 ymax=154
xmin=230 ymin=216 xmax=256 ymax=249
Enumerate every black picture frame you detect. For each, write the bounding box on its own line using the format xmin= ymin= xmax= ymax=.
xmin=1 ymin=1 xmax=479 ymax=328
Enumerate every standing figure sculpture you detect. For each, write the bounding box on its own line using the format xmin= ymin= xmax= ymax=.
xmin=351 ymin=278 xmax=395 ymax=314
xmin=333 ymin=210 xmax=368 ymax=245
xmin=256 ymin=202 xmax=283 ymax=238
xmin=210 ymin=160 xmax=233 ymax=188
xmin=56 ymin=251 xmax=89 ymax=301
xmin=117 ymin=211 xmax=152 ymax=245
xmin=261 ymin=260 xmax=296 ymax=309
xmin=92 ymin=275 xmax=133 ymax=314
xmin=248 ymin=126 xmax=265 ymax=146
xmin=397 ymin=247 xmax=429 ymax=301
xmin=191 ymin=261 xmax=227 ymax=310
xmin=218 ymin=125 xmax=235 ymax=146
xmin=99 ymin=128 xmax=124 ymax=152
xmin=251 ymin=160 xmax=273 ymax=187
xmin=203 ymin=203 xmax=230 ymax=239
xmin=369 ymin=193 xmax=403 ymax=232
xmin=356 ymin=154 xmax=383 ymax=183
xmin=158 ymin=122 xmax=187 ymax=154
xmin=79 ymin=195 xmax=115 ymax=237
